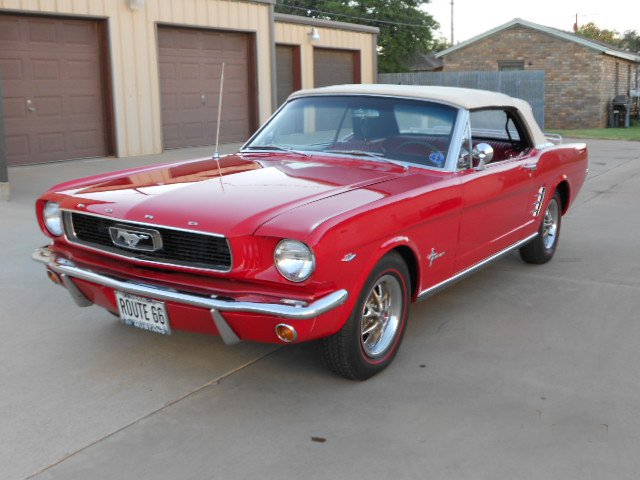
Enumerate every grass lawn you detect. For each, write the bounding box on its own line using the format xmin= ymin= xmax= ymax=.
xmin=550 ymin=123 xmax=640 ymax=142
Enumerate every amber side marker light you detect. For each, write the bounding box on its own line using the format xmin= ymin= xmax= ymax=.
xmin=275 ymin=324 xmax=298 ymax=343
xmin=47 ymin=270 xmax=61 ymax=285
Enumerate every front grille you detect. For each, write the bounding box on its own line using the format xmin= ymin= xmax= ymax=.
xmin=64 ymin=211 xmax=232 ymax=271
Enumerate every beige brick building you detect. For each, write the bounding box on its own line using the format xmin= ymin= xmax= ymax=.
xmin=0 ymin=1 xmax=378 ymax=166
xmin=436 ymin=19 xmax=640 ymax=129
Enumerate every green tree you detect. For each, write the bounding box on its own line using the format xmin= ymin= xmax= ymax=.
xmin=276 ymin=0 xmax=440 ymax=73
xmin=430 ymin=36 xmax=451 ymax=53
xmin=575 ymin=23 xmax=640 ymax=53
xmin=620 ymin=30 xmax=640 ymax=52
xmin=575 ymin=22 xmax=619 ymax=45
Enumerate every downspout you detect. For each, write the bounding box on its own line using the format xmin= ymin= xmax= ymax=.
xmin=269 ymin=3 xmax=278 ymax=114
xmin=372 ymin=32 xmax=378 ymax=82
xmin=0 ymin=69 xmax=10 ymax=201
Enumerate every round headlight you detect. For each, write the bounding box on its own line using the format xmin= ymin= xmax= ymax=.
xmin=274 ymin=240 xmax=315 ymax=282
xmin=43 ymin=201 xmax=63 ymax=236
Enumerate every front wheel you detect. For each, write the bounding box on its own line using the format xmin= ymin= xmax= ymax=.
xmin=320 ymin=252 xmax=410 ymax=380
xmin=520 ymin=191 xmax=562 ymax=264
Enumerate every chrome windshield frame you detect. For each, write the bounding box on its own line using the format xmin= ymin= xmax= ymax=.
xmin=241 ymin=93 xmax=466 ymax=173
xmin=447 ymin=108 xmax=471 ymax=172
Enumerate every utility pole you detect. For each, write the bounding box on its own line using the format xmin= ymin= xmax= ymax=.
xmin=450 ymin=0 xmax=454 ymax=44
xmin=0 ymin=69 xmax=10 ymax=202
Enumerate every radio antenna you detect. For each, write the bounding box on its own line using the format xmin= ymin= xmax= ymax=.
xmin=213 ymin=62 xmax=225 ymax=190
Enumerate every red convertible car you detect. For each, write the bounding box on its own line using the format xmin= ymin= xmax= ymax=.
xmin=33 ymin=85 xmax=588 ymax=379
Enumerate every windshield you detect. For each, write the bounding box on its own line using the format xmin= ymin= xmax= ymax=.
xmin=245 ymin=96 xmax=458 ymax=169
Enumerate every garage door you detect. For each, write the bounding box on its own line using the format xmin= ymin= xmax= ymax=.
xmin=0 ymin=14 xmax=110 ymax=166
xmin=276 ymin=45 xmax=301 ymax=107
xmin=158 ymin=26 xmax=256 ymax=150
xmin=313 ymin=48 xmax=360 ymax=88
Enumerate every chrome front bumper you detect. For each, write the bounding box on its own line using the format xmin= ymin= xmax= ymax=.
xmin=32 ymin=246 xmax=348 ymax=344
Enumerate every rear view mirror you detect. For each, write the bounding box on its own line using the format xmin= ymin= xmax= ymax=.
xmin=352 ymin=108 xmax=380 ymax=119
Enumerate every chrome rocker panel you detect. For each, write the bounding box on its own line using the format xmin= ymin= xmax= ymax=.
xmin=417 ymin=233 xmax=538 ymax=301
xmin=33 ymin=246 xmax=349 ymax=345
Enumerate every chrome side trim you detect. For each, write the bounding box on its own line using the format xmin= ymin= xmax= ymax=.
xmin=33 ymin=246 xmax=348 ymax=321
xmin=417 ymin=233 xmax=538 ymax=301
xmin=532 ymin=186 xmax=546 ymax=217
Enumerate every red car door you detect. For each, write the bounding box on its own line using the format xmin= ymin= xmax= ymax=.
xmin=454 ymin=154 xmax=536 ymax=272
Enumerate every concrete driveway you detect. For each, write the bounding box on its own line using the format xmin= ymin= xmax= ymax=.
xmin=1 ymin=139 xmax=639 ymax=480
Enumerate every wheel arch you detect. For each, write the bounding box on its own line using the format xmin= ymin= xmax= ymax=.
xmin=391 ymin=245 xmax=420 ymax=301
xmin=344 ymin=237 xmax=422 ymax=309
xmin=554 ymin=179 xmax=571 ymax=214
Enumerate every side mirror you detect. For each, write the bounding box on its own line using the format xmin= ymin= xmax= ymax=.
xmin=473 ymin=143 xmax=494 ymax=170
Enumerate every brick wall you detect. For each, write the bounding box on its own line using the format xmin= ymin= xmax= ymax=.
xmin=442 ymin=25 xmax=637 ymax=129
xmin=600 ymin=57 xmax=637 ymax=125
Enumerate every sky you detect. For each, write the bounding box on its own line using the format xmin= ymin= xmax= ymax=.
xmin=422 ymin=0 xmax=639 ymax=44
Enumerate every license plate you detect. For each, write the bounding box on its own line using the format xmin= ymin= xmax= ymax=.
xmin=115 ymin=292 xmax=171 ymax=335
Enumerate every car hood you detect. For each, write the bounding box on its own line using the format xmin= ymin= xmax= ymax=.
xmin=52 ymin=153 xmax=403 ymax=237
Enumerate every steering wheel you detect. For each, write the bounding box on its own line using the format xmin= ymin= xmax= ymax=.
xmin=393 ymin=140 xmax=445 ymax=167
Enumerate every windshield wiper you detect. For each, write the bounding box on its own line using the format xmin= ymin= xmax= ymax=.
xmin=243 ymin=145 xmax=310 ymax=158
xmin=325 ymin=150 xmax=408 ymax=170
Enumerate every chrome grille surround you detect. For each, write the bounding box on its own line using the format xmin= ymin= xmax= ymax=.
xmin=62 ymin=210 xmax=232 ymax=272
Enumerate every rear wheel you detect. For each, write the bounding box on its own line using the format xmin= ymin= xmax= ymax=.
xmin=520 ymin=191 xmax=562 ymax=264
xmin=320 ymin=252 xmax=410 ymax=380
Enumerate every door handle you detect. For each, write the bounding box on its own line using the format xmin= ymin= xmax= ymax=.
xmin=27 ymin=99 xmax=36 ymax=112
xmin=522 ymin=163 xmax=537 ymax=171
xmin=201 ymin=94 xmax=206 ymax=106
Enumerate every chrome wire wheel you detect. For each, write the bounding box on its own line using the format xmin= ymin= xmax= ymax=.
xmin=542 ymin=198 xmax=559 ymax=250
xmin=360 ymin=274 xmax=403 ymax=358
xmin=519 ymin=191 xmax=562 ymax=265
xmin=320 ymin=252 xmax=409 ymax=380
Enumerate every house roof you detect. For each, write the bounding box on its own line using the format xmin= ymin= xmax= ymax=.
xmin=274 ymin=13 xmax=379 ymax=34
xmin=435 ymin=18 xmax=640 ymax=64
xmin=408 ymin=53 xmax=443 ymax=72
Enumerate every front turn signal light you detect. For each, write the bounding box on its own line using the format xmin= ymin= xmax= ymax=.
xmin=275 ymin=324 xmax=298 ymax=343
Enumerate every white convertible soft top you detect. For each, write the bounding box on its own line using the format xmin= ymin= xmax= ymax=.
xmin=289 ymin=84 xmax=548 ymax=147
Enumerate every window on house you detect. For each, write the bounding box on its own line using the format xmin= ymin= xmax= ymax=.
xmin=498 ymin=60 xmax=525 ymax=71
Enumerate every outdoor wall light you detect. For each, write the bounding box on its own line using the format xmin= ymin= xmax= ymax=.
xmin=308 ymin=27 xmax=321 ymax=42
xmin=127 ymin=0 xmax=145 ymax=11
